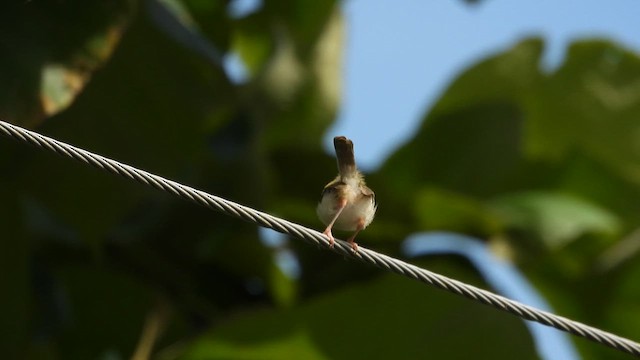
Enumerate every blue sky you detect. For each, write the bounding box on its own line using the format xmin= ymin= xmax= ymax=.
xmin=329 ymin=0 xmax=640 ymax=170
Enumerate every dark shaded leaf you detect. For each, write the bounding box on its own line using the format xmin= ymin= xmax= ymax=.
xmin=180 ymin=272 xmax=536 ymax=360
xmin=0 ymin=0 xmax=135 ymax=125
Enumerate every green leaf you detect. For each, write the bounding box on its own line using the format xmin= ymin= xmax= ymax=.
xmin=524 ymin=40 xmax=640 ymax=184
xmin=378 ymin=39 xmax=544 ymax=199
xmin=430 ymin=38 xmax=543 ymax=119
xmin=180 ymin=272 xmax=536 ymax=360
xmin=414 ymin=187 xmax=502 ymax=235
xmin=491 ymin=191 xmax=621 ymax=249
xmin=184 ymin=322 xmax=327 ymax=360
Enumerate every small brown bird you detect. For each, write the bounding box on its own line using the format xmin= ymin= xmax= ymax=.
xmin=317 ymin=136 xmax=377 ymax=252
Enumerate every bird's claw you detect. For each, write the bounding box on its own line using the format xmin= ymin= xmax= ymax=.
xmin=349 ymin=240 xmax=359 ymax=253
xmin=322 ymin=229 xmax=335 ymax=248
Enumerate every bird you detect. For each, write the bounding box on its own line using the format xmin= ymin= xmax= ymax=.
xmin=317 ymin=136 xmax=377 ymax=252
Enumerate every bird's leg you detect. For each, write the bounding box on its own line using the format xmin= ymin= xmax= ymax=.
xmin=322 ymin=198 xmax=347 ymax=248
xmin=346 ymin=219 xmax=366 ymax=252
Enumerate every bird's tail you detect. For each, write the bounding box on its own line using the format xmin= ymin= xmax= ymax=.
xmin=334 ymin=136 xmax=356 ymax=177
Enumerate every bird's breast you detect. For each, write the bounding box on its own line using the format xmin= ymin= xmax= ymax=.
xmin=316 ymin=192 xmax=376 ymax=231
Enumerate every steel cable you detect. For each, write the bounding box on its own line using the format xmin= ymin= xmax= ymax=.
xmin=1 ymin=119 xmax=639 ymax=357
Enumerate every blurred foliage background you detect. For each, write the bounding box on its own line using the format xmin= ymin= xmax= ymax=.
xmin=1 ymin=0 xmax=640 ymax=359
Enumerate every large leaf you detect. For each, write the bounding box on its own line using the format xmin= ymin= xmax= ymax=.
xmin=491 ymin=191 xmax=621 ymax=250
xmin=429 ymin=38 xmax=543 ymax=119
xmin=377 ymin=38 xmax=545 ymax=200
xmin=179 ymin=272 xmax=536 ymax=360
xmin=525 ymin=40 xmax=640 ymax=184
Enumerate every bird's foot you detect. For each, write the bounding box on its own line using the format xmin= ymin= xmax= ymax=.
xmin=322 ymin=229 xmax=335 ymax=248
xmin=349 ymin=240 xmax=359 ymax=253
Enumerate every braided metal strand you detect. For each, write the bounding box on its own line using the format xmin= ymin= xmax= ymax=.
xmin=1 ymin=119 xmax=639 ymax=357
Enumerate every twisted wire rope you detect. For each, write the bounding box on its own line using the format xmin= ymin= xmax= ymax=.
xmin=1 ymin=119 xmax=639 ymax=357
